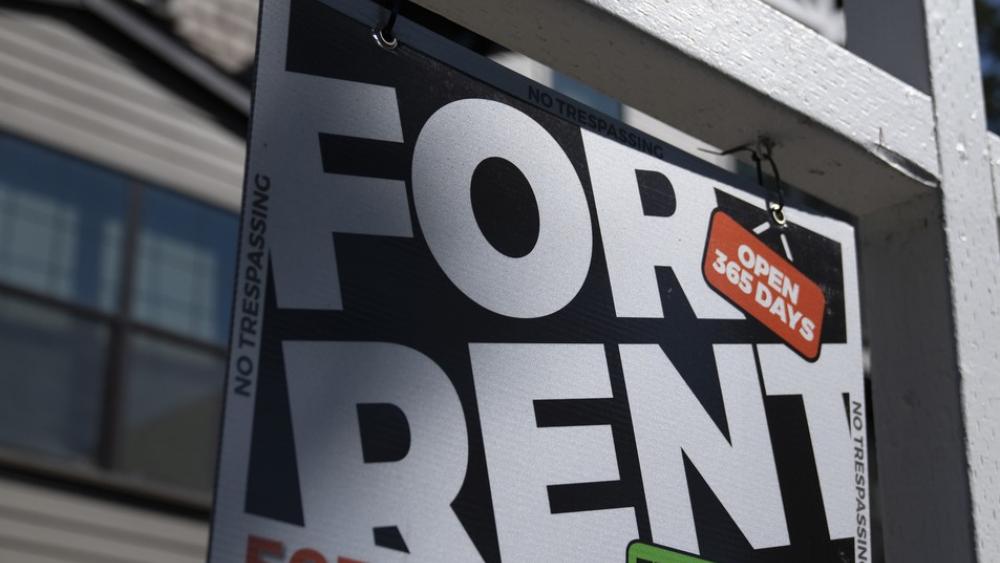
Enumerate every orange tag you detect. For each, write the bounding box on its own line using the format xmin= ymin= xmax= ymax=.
xmin=703 ymin=210 xmax=825 ymax=360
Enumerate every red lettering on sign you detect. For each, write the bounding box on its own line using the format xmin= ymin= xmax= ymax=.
xmin=289 ymin=548 xmax=325 ymax=563
xmin=703 ymin=210 xmax=825 ymax=360
xmin=247 ymin=535 xmax=284 ymax=563
xmin=244 ymin=534 xmax=365 ymax=563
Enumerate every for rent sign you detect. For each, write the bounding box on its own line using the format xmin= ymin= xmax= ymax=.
xmin=209 ymin=1 xmax=871 ymax=561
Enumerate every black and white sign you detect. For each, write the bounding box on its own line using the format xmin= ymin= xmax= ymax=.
xmin=209 ymin=1 xmax=871 ymax=561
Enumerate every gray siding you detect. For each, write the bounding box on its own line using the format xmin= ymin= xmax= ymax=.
xmin=0 ymin=477 xmax=208 ymax=563
xmin=0 ymin=5 xmax=245 ymax=211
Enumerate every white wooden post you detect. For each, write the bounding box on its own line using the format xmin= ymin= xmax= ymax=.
xmin=922 ymin=0 xmax=1000 ymax=558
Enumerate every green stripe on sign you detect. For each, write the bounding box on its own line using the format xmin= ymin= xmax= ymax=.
xmin=626 ymin=541 xmax=713 ymax=563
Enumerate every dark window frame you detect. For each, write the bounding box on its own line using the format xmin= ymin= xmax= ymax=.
xmin=0 ymin=131 xmax=233 ymax=515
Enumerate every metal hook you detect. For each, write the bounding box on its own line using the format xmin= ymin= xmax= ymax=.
xmin=373 ymin=0 xmax=401 ymax=50
xmin=705 ymin=136 xmax=787 ymax=228
xmin=755 ymin=137 xmax=787 ymax=227
xmin=769 ymin=201 xmax=786 ymax=227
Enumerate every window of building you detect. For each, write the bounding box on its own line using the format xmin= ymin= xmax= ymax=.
xmin=0 ymin=132 xmax=237 ymax=505
xmin=0 ymin=294 xmax=108 ymax=462
xmin=132 ymin=189 xmax=238 ymax=346
xmin=117 ymin=334 xmax=225 ymax=492
xmin=0 ymin=135 xmax=128 ymax=312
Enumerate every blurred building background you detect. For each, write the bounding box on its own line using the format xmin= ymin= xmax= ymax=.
xmin=0 ymin=0 xmax=959 ymax=561
xmin=0 ymin=0 xmax=248 ymax=559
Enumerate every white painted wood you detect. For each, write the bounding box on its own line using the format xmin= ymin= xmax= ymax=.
xmin=410 ymin=0 xmax=939 ymax=215
xmin=923 ymin=1 xmax=1000 ymax=559
xmin=841 ymin=2 xmax=987 ymax=559
xmin=858 ymin=195 xmax=977 ymax=563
